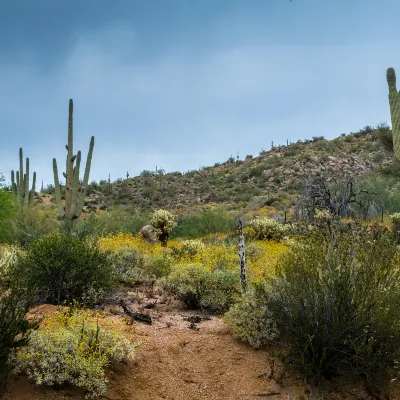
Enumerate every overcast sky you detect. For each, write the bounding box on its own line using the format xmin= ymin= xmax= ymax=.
xmin=1 ymin=0 xmax=400 ymax=186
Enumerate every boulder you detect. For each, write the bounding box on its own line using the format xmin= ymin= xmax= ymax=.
xmin=140 ymin=225 xmax=158 ymax=243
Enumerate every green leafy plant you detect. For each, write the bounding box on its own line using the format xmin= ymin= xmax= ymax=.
xmin=170 ymin=208 xmax=237 ymax=239
xmin=226 ymin=282 xmax=279 ymax=348
xmin=0 ymin=255 xmax=37 ymax=396
xmin=160 ymin=263 xmax=240 ymax=312
xmin=269 ymin=223 xmax=400 ymax=388
xmin=21 ymin=234 xmax=115 ymax=305
xmin=16 ymin=308 xmax=136 ymax=398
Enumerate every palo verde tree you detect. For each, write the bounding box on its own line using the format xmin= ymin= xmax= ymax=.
xmin=53 ymin=99 xmax=94 ymax=219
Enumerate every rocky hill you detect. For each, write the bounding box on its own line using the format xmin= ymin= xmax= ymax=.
xmin=38 ymin=128 xmax=394 ymax=214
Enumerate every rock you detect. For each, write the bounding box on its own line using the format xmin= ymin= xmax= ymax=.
xmin=140 ymin=225 xmax=158 ymax=243
xmin=262 ymin=169 xmax=273 ymax=178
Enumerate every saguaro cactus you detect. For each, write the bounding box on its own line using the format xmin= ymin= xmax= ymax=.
xmin=387 ymin=67 xmax=400 ymax=160
xmin=53 ymin=99 xmax=94 ymax=219
xmin=11 ymin=148 xmax=37 ymax=208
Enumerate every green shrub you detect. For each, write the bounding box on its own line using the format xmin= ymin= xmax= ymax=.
xmin=98 ymin=207 xmax=149 ymax=235
xmin=270 ymin=223 xmax=400 ymax=386
xmin=16 ymin=308 xmax=136 ymax=398
xmin=22 ymin=234 xmax=115 ymax=305
xmin=249 ymin=217 xmax=289 ymax=241
xmin=0 ymin=185 xmax=16 ymax=244
xmin=113 ymin=249 xmax=149 ymax=285
xmin=170 ymin=208 xmax=237 ymax=239
xmin=160 ymin=264 xmax=240 ymax=313
xmin=0 ymin=258 xmax=36 ymax=396
xmin=60 ymin=213 xmax=103 ymax=241
xmin=226 ymin=283 xmax=278 ymax=348
xmin=12 ymin=207 xmax=58 ymax=248
xmin=377 ymin=123 xmax=393 ymax=153
xmin=113 ymin=251 xmax=172 ymax=285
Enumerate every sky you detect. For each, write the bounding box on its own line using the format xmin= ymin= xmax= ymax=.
xmin=1 ymin=0 xmax=400 ymax=186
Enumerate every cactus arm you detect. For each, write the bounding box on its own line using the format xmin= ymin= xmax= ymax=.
xmin=70 ymin=151 xmax=81 ymax=218
xmin=19 ymin=148 xmax=24 ymax=205
xmin=24 ymin=158 xmax=30 ymax=208
xmin=15 ymin=171 xmax=20 ymax=203
xmin=11 ymin=170 xmax=16 ymax=196
xmin=65 ymin=99 xmax=74 ymax=216
xmin=53 ymin=158 xmax=66 ymax=218
xmin=29 ymin=171 xmax=36 ymax=207
xmin=76 ymin=136 xmax=94 ymax=216
xmin=387 ymin=67 xmax=400 ymax=160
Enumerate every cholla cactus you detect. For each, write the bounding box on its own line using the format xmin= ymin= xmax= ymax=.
xmin=389 ymin=213 xmax=400 ymax=226
xmin=150 ymin=209 xmax=176 ymax=246
xmin=181 ymin=239 xmax=205 ymax=256
xmin=315 ymin=209 xmax=333 ymax=223
xmin=249 ymin=217 xmax=289 ymax=241
xmin=0 ymin=246 xmax=21 ymax=280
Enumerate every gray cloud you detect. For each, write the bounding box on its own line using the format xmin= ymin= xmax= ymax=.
xmin=0 ymin=18 xmax=399 ymax=186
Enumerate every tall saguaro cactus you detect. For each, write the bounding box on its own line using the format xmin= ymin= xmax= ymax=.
xmin=11 ymin=148 xmax=37 ymax=208
xmin=53 ymin=99 xmax=94 ymax=219
xmin=387 ymin=67 xmax=400 ymax=160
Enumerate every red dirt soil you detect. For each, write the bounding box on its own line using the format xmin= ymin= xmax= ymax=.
xmin=4 ymin=295 xmax=400 ymax=400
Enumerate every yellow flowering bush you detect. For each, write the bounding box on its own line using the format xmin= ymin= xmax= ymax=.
xmin=99 ymin=233 xmax=288 ymax=283
xmin=16 ymin=308 xmax=137 ymax=398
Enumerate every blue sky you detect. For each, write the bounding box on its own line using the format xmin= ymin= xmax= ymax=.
xmin=1 ymin=0 xmax=400 ymax=186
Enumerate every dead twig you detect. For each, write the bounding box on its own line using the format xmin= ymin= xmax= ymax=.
xmin=119 ymin=299 xmax=152 ymax=325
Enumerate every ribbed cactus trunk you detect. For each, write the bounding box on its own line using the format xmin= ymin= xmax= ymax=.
xmin=53 ymin=99 xmax=94 ymax=220
xmin=11 ymin=147 xmax=36 ymax=208
xmin=24 ymin=158 xmax=30 ymax=209
xmin=387 ymin=67 xmax=400 ymax=160
xmin=18 ymin=148 xmax=23 ymax=205
xmin=66 ymin=99 xmax=74 ymax=216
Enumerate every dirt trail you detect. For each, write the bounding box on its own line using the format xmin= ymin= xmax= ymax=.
xmin=5 ymin=294 xmax=398 ymax=400
xmin=5 ymin=297 xmax=298 ymax=400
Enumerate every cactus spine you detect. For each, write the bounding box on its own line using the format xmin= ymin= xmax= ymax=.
xmin=11 ymin=148 xmax=36 ymax=208
xmin=387 ymin=67 xmax=400 ymax=160
xmin=53 ymin=99 xmax=94 ymax=219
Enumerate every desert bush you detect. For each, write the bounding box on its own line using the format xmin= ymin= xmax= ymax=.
xmin=0 ymin=184 xmax=16 ymax=244
xmin=226 ymin=283 xmax=279 ymax=348
xmin=113 ymin=250 xmax=172 ymax=285
xmin=21 ymin=234 xmax=115 ymax=305
xmin=170 ymin=208 xmax=237 ymax=239
xmin=377 ymin=123 xmax=393 ymax=153
xmin=249 ymin=217 xmax=289 ymax=241
xmin=16 ymin=308 xmax=136 ymax=398
xmin=12 ymin=207 xmax=58 ymax=248
xmin=0 ymin=256 xmax=36 ymax=396
xmin=97 ymin=207 xmax=149 ymax=235
xmin=60 ymin=213 xmax=103 ymax=241
xmin=160 ymin=264 xmax=240 ymax=312
xmin=269 ymin=223 xmax=400 ymax=386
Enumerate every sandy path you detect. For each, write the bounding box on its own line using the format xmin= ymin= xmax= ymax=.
xmin=5 ymin=301 xmax=294 ymax=400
